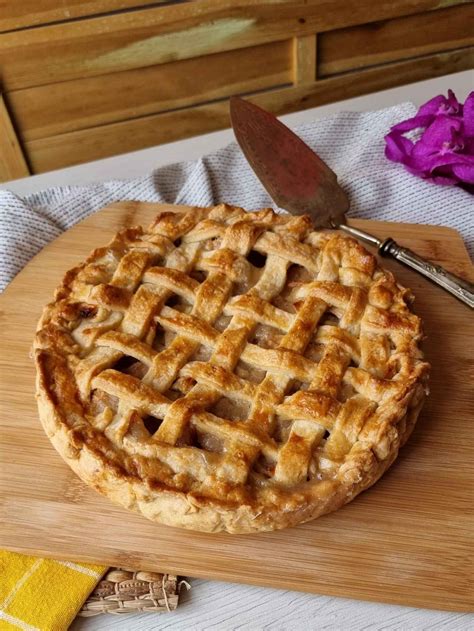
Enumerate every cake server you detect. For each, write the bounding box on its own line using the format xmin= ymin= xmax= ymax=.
xmin=230 ymin=96 xmax=474 ymax=309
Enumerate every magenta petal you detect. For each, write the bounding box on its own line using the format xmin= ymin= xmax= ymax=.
xmin=410 ymin=116 xmax=462 ymax=159
xmin=390 ymin=114 xmax=435 ymax=133
xmin=403 ymin=164 xmax=428 ymax=177
xmin=462 ymin=91 xmax=474 ymax=137
xmin=464 ymin=137 xmax=474 ymax=154
xmin=412 ymin=162 xmax=460 ymax=185
xmin=384 ymin=89 xmax=473 ymax=188
xmin=405 ymin=154 xmax=439 ymax=174
xmin=406 ymin=153 xmax=474 ymax=187
xmin=390 ymin=115 xmax=434 ymax=133
xmin=430 ymin=174 xmax=458 ymax=186
xmin=417 ymin=90 xmax=461 ymax=117
xmin=384 ymin=132 xmax=413 ymax=162
xmin=445 ymin=89 xmax=462 ymax=115
xmin=417 ymin=94 xmax=449 ymax=117
xmin=431 ymin=162 xmax=466 ymax=185
xmin=420 ymin=116 xmax=462 ymax=147
xmin=452 ymin=162 xmax=474 ymax=184
xmin=410 ymin=151 xmax=473 ymax=170
xmin=403 ymin=161 xmax=463 ymax=186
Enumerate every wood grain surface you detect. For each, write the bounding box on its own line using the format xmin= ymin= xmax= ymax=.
xmin=70 ymin=577 xmax=474 ymax=631
xmin=0 ymin=1 xmax=166 ymax=32
xmin=1 ymin=0 xmax=467 ymax=90
xmin=0 ymin=203 xmax=473 ymax=612
xmin=10 ymin=40 xmax=292 ymax=141
xmin=23 ymin=48 xmax=474 ymax=173
xmin=318 ymin=3 xmax=474 ymax=76
xmin=0 ymin=93 xmax=29 ymax=181
xmin=292 ymin=34 xmax=316 ymax=85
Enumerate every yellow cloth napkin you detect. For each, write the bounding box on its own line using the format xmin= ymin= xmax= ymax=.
xmin=0 ymin=550 xmax=106 ymax=631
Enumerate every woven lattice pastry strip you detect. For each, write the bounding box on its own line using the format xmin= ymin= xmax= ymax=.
xmin=34 ymin=204 xmax=429 ymax=533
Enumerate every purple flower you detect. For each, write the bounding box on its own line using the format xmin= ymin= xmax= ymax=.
xmin=417 ymin=88 xmax=462 ymax=118
xmin=384 ymin=90 xmax=474 ymax=189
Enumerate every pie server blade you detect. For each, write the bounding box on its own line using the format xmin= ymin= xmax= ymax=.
xmin=229 ymin=96 xmax=474 ymax=309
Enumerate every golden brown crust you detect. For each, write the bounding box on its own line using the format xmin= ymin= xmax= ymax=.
xmin=34 ymin=204 xmax=429 ymax=533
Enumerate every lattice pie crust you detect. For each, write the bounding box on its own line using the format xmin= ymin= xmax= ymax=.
xmin=34 ymin=204 xmax=429 ymax=533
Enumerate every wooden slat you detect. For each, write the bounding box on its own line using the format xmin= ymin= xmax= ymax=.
xmin=0 ymin=0 xmax=470 ymax=90
xmin=10 ymin=40 xmax=292 ymax=142
xmin=1 ymin=203 xmax=473 ymax=612
xmin=293 ymin=35 xmax=316 ymax=84
xmin=0 ymin=1 xmax=168 ymax=32
xmin=319 ymin=3 xmax=474 ymax=77
xmin=0 ymin=93 xmax=29 ymax=181
xmin=24 ymin=47 xmax=473 ymax=174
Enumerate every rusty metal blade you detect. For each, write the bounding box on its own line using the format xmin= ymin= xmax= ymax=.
xmin=230 ymin=97 xmax=349 ymax=227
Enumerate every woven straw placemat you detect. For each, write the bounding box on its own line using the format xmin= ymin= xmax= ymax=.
xmin=79 ymin=568 xmax=189 ymax=616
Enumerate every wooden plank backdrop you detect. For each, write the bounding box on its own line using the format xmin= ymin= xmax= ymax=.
xmin=1 ymin=0 xmax=470 ymax=34
xmin=0 ymin=203 xmax=473 ymax=612
xmin=9 ymin=40 xmax=292 ymax=141
xmin=0 ymin=2 xmax=167 ymax=32
xmin=0 ymin=93 xmax=30 ymax=181
xmin=318 ymin=4 xmax=474 ymax=76
xmin=23 ymin=49 xmax=474 ymax=173
xmin=0 ymin=0 xmax=473 ymax=178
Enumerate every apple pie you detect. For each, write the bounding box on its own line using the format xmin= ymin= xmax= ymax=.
xmin=34 ymin=204 xmax=429 ymax=533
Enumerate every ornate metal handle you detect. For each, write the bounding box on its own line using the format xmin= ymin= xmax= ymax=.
xmin=379 ymin=239 xmax=474 ymax=309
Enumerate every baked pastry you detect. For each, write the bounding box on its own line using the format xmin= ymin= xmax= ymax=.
xmin=34 ymin=204 xmax=429 ymax=533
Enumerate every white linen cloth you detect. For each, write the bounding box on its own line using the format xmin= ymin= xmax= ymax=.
xmin=1 ymin=103 xmax=472 ymax=292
